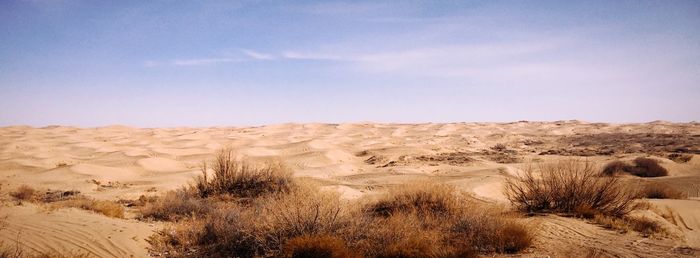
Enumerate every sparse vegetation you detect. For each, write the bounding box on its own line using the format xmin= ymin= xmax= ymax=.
xmin=601 ymin=157 xmax=668 ymax=177
xmin=593 ymin=215 xmax=666 ymax=236
xmin=284 ymin=235 xmax=355 ymax=258
xmin=365 ymin=182 xmax=461 ymax=218
xmin=146 ymin=151 xmax=533 ymax=257
xmin=8 ymin=186 xmax=124 ymax=218
xmin=639 ymin=182 xmax=686 ymax=199
xmin=49 ymin=197 xmax=125 ymax=218
xmin=505 ymin=160 xmax=637 ymax=217
xmin=668 ymin=153 xmax=693 ymax=163
xmin=193 ymin=149 xmax=293 ymax=198
xmin=139 ymin=189 xmax=211 ymax=221
xmin=9 ymin=185 xmax=36 ymax=202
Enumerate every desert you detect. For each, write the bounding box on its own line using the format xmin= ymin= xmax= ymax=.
xmin=1 ymin=121 xmax=699 ymax=257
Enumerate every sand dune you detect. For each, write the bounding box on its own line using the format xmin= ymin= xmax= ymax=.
xmin=1 ymin=122 xmax=699 ymax=256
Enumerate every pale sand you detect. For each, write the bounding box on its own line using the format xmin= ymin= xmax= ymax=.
xmin=1 ymin=121 xmax=699 ymax=257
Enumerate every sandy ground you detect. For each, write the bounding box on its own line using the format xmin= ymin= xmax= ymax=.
xmin=1 ymin=121 xmax=699 ymax=257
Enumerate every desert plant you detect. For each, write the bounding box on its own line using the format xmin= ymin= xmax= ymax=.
xmin=601 ymin=160 xmax=627 ymax=176
xmin=593 ymin=215 xmax=665 ymax=236
xmin=365 ymin=182 xmax=461 ymax=218
xmin=450 ymin=209 xmax=532 ymax=254
xmin=602 ymin=158 xmax=668 ymax=177
xmin=505 ymin=159 xmax=637 ymax=217
xmin=139 ymin=189 xmax=211 ymax=221
xmin=639 ymin=182 xmax=686 ymax=199
xmin=9 ymin=185 xmax=36 ymax=202
xmin=628 ymin=157 xmax=668 ymax=177
xmin=668 ymin=153 xmax=693 ymax=163
xmin=284 ymin=235 xmax=355 ymax=258
xmin=50 ymin=197 xmax=125 ymax=218
xmin=194 ymin=149 xmax=294 ymax=198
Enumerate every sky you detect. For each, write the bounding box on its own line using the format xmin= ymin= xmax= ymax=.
xmin=1 ymin=0 xmax=699 ymax=127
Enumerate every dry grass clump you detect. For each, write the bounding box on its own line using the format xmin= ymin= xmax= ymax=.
xmin=639 ymin=182 xmax=686 ymax=199
xmin=505 ymin=159 xmax=637 ymax=217
xmin=365 ymin=182 xmax=461 ymax=218
xmin=50 ymin=197 xmax=125 ymax=218
xmin=8 ymin=185 xmax=123 ymax=218
xmin=139 ymin=189 xmax=212 ymax=221
xmin=9 ymin=185 xmax=36 ymax=202
xmin=284 ymin=235 xmax=355 ymax=258
xmin=193 ymin=149 xmax=293 ymax=198
xmin=601 ymin=157 xmax=668 ymax=177
xmin=593 ymin=215 xmax=665 ymax=236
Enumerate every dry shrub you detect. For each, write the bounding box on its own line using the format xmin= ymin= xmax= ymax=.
xmin=505 ymin=159 xmax=637 ymax=217
xmin=148 ymin=175 xmax=531 ymax=257
xmin=139 ymin=189 xmax=211 ymax=221
xmin=601 ymin=161 xmax=627 ymax=176
xmin=149 ymin=185 xmax=347 ymax=257
xmin=451 ymin=210 xmax=532 ymax=254
xmin=365 ymin=182 xmax=461 ymax=218
xmin=628 ymin=158 xmax=668 ymax=177
xmin=51 ymin=197 xmax=124 ymax=218
xmin=284 ymin=235 xmax=355 ymax=258
xmin=639 ymin=182 xmax=686 ymax=199
xmin=194 ymin=149 xmax=294 ymax=198
xmin=668 ymin=153 xmax=693 ymax=163
xmin=602 ymin=158 xmax=668 ymax=177
xmin=9 ymin=185 xmax=36 ymax=201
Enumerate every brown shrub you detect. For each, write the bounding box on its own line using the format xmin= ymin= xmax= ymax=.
xmin=149 ymin=185 xmax=347 ymax=257
xmin=601 ymin=161 xmax=627 ymax=176
xmin=602 ymin=158 xmax=669 ymax=177
xmin=450 ymin=207 xmax=531 ymax=253
xmin=139 ymin=189 xmax=211 ymax=221
xmin=365 ymin=182 xmax=461 ymax=218
xmin=668 ymin=153 xmax=693 ymax=163
xmin=639 ymin=182 xmax=686 ymax=199
xmin=149 ymin=180 xmax=531 ymax=257
xmin=194 ymin=149 xmax=294 ymax=198
xmin=9 ymin=185 xmax=36 ymax=201
xmin=628 ymin=158 xmax=668 ymax=177
xmin=284 ymin=235 xmax=355 ymax=258
xmin=505 ymin=160 xmax=637 ymax=217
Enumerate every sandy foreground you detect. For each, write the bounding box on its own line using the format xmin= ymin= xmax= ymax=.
xmin=1 ymin=121 xmax=699 ymax=257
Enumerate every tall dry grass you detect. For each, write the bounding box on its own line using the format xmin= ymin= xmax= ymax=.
xmin=505 ymin=159 xmax=637 ymax=217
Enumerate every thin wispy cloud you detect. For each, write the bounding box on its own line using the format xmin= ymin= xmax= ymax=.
xmin=242 ymin=50 xmax=275 ymax=60
xmin=171 ymin=58 xmax=239 ymax=66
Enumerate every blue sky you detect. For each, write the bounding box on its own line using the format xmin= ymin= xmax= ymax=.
xmin=1 ymin=0 xmax=699 ymax=126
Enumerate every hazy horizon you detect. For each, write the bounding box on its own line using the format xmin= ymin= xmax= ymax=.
xmin=2 ymin=1 xmax=699 ymax=127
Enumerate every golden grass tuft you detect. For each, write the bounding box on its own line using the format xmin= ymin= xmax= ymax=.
xmin=50 ymin=197 xmax=125 ymax=218
xmin=593 ymin=214 xmax=665 ymax=236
